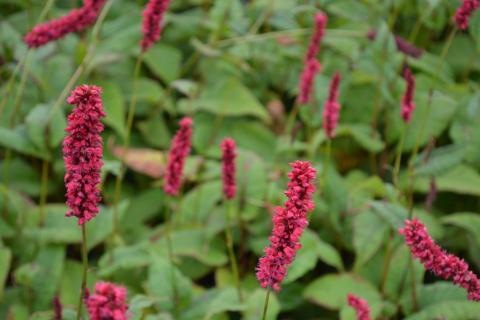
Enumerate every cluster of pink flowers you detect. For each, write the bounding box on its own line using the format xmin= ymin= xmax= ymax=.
xmin=323 ymin=72 xmax=342 ymax=139
xmin=400 ymin=218 xmax=480 ymax=301
xmin=366 ymin=30 xmax=423 ymax=58
xmin=63 ymin=85 xmax=105 ymax=225
xmin=86 ymin=282 xmax=128 ymax=320
xmin=401 ymin=66 xmax=416 ymax=123
xmin=24 ymin=0 xmax=106 ymax=48
xmin=298 ymin=12 xmax=327 ymax=104
xmin=164 ymin=117 xmax=193 ymax=196
xmin=256 ymin=161 xmax=317 ymax=291
xmin=141 ymin=0 xmax=171 ymax=51
xmin=347 ymin=294 xmax=371 ymax=320
xmin=220 ymin=138 xmax=237 ymax=199
xmin=455 ymin=0 xmax=479 ymax=30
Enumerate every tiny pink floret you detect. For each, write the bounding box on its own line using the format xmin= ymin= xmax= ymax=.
xmin=141 ymin=0 xmax=171 ymax=51
xmin=347 ymin=294 xmax=372 ymax=320
xmin=323 ymin=72 xmax=342 ymax=139
xmin=401 ymin=67 xmax=415 ymax=123
xmin=455 ymin=0 xmax=480 ymax=30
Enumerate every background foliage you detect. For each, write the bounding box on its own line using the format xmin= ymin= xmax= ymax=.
xmin=1 ymin=0 xmax=480 ymax=319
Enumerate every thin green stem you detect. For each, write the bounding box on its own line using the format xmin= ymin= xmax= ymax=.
xmin=8 ymin=51 xmax=33 ymax=126
xmin=408 ymin=253 xmax=418 ymax=311
xmin=164 ymin=201 xmax=179 ymax=314
xmin=284 ymin=103 xmax=301 ymax=141
xmin=225 ymin=200 xmax=243 ymax=302
xmin=380 ymin=230 xmax=394 ymax=294
xmin=39 ymin=160 xmax=49 ymax=226
xmin=112 ymin=53 xmax=143 ymax=236
xmin=76 ymin=224 xmax=88 ymax=320
xmin=441 ymin=28 xmax=457 ymax=60
xmin=47 ymin=0 xmax=115 ymax=122
xmin=261 ymin=289 xmax=271 ymax=320
xmin=393 ymin=123 xmax=407 ymax=188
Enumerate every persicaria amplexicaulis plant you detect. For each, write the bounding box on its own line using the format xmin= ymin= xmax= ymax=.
xmin=256 ymin=161 xmax=316 ymax=291
xmin=164 ymin=117 xmax=193 ymax=196
xmin=323 ymin=72 xmax=342 ymax=139
xmin=85 ymin=281 xmax=128 ymax=320
xmin=347 ymin=294 xmax=371 ymax=320
xmin=141 ymin=0 xmax=171 ymax=51
xmin=400 ymin=218 xmax=480 ymax=301
xmin=63 ymin=85 xmax=105 ymax=225
xmin=401 ymin=66 xmax=415 ymax=123
xmin=221 ymin=138 xmax=237 ymax=200
xmin=298 ymin=12 xmax=327 ymax=104
xmin=24 ymin=0 xmax=106 ymax=48
xmin=455 ymin=0 xmax=479 ymax=30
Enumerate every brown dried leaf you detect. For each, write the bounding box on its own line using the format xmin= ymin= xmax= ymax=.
xmin=111 ymin=144 xmax=165 ymax=178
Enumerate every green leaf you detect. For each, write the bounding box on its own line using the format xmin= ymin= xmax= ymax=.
xmin=87 ymin=201 xmax=129 ymax=250
xmin=413 ymin=144 xmax=465 ymax=177
xmin=353 ymin=210 xmax=388 ymax=269
xmin=442 ymin=213 xmax=480 ymax=247
xmin=101 ymin=81 xmax=126 ymax=139
xmin=336 ymin=124 xmax=385 ymax=152
xmin=143 ymin=44 xmax=182 ymax=83
xmin=135 ymin=78 xmax=165 ymax=103
xmin=304 ymin=273 xmax=382 ymax=310
xmin=98 ymin=243 xmax=151 ymax=277
xmin=0 ymin=247 xmax=11 ymax=300
xmin=181 ymin=288 xmax=244 ymax=320
xmin=404 ymin=301 xmax=480 ymax=320
xmin=316 ymin=234 xmax=344 ymax=271
xmin=192 ymin=78 xmax=270 ymax=122
xmin=25 ymin=104 xmax=65 ymax=150
xmin=401 ymin=282 xmax=467 ymax=314
xmin=0 ymin=126 xmax=50 ymax=160
xmin=369 ymin=201 xmax=408 ymax=229
xmin=146 ymin=255 xmax=193 ymax=311
xmin=414 ymin=165 xmax=480 ymax=196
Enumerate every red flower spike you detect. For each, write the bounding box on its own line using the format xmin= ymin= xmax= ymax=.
xmin=164 ymin=117 xmax=193 ymax=196
xmin=401 ymin=66 xmax=415 ymax=123
xmin=221 ymin=138 xmax=237 ymax=200
xmin=323 ymin=72 xmax=342 ymax=139
xmin=85 ymin=282 xmax=128 ymax=320
xmin=399 ymin=218 xmax=480 ymax=301
xmin=141 ymin=0 xmax=171 ymax=51
xmin=298 ymin=12 xmax=327 ymax=105
xmin=455 ymin=0 xmax=480 ymax=30
xmin=24 ymin=0 xmax=106 ymax=48
xmin=366 ymin=30 xmax=423 ymax=58
xmin=256 ymin=161 xmax=317 ymax=291
xmin=347 ymin=294 xmax=372 ymax=320
xmin=63 ymin=85 xmax=105 ymax=225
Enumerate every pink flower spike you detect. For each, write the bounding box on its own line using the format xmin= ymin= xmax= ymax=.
xmin=347 ymin=294 xmax=372 ymax=320
xmin=298 ymin=59 xmax=321 ymax=104
xmin=401 ymin=66 xmax=415 ymax=123
xmin=256 ymin=161 xmax=317 ymax=292
xmin=24 ymin=1 xmax=106 ymax=48
xmin=366 ymin=30 xmax=423 ymax=58
xmin=399 ymin=218 xmax=480 ymax=301
xmin=221 ymin=138 xmax=237 ymax=200
xmin=323 ymin=72 xmax=342 ymax=139
xmin=141 ymin=0 xmax=171 ymax=52
xmin=305 ymin=12 xmax=328 ymax=61
xmin=86 ymin=282 xmax=128 ymax=320
xmin=455 ymin=0 xmax=480 ymax=30
xmin=164 ymin=117 xmax=193 ymax=196
xmin=63 ymin=85 xmax=105 ymax=225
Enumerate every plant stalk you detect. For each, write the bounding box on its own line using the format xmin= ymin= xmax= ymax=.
xmin=76 ymin=224 xmax=88 ymax=320
xmin=261 ymin=289 xmax=271 ymax=320
xmin=225 ymin=200 xmax=243 ymax=302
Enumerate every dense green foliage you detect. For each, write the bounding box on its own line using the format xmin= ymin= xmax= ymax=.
xmin=2 ymin=0 xmax=480 ymax=319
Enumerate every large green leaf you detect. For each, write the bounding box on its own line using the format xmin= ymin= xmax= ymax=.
xmin=304 ymin=273 xmax=382 ymax=310
xmin=243 ymin=289 xmax=280 ymax=320
xmin=0 ymin=126 xmax=50 ymax=160
xmin=101 ymin=81 xmax=126 ymax=139
xmin=144 ymin=44 xmax=182 ymax=83
xmin=414 ymin=165 xmax=480 ymax=196
xmin=442 ymin=213 xmax=480 ymax=247
xmin=405 ymin=301 xmax=480 ymax=320
xmin=353 ymin=210 xmax=388 ymax=269
xmin=192 ymin=78 xmax=270 ymax=122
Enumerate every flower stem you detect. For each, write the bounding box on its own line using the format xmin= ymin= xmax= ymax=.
xmin=76 ymin=224 xmax=88 ymax=320
xmin=441 ymin=27 xmax=457 ymax=60
xmin=225 ymin=200 xmax=243 ymax=302
xmin=164 ymin=200 xmax=179 ymax=314
xmin=284 ymin=103 xmax=301 ymax=141
xmin=47 ymin=0 xmax=115 ymax=122
xmin=112 ymin=53 xmax=143 ymax=236
xmin=39 ymin=159 xmax=49 ymax=226
xmin=380 ymin=229 xmax=394 ymax=294
xmin=393 ymin=123 xmax=407 ymax=188
xmin=261 ymin=289 xmax=271 ymax=320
